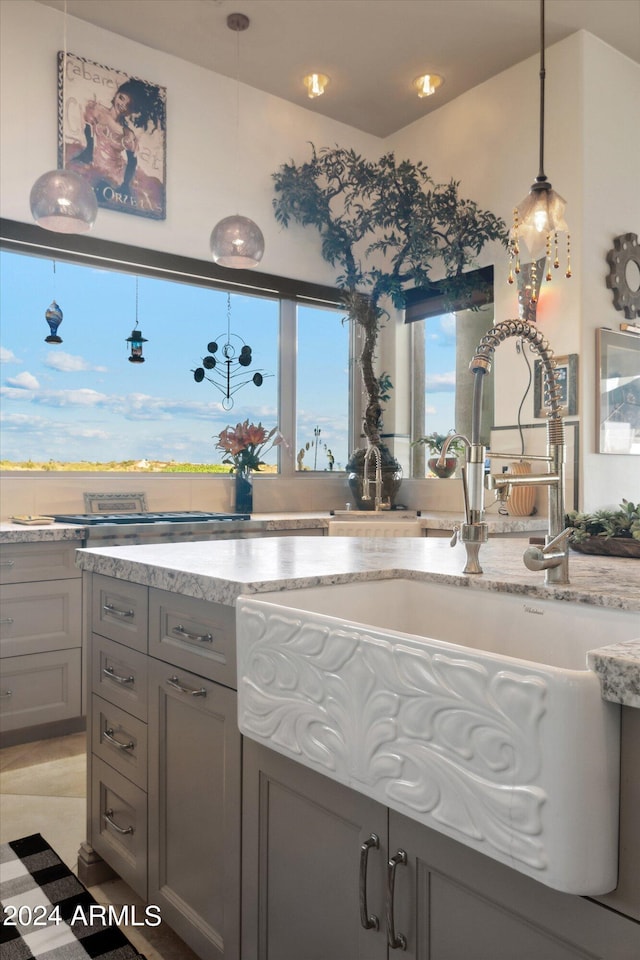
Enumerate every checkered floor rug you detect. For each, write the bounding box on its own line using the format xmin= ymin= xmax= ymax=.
xmin=1 ymin=834 xmax=145 ymax=959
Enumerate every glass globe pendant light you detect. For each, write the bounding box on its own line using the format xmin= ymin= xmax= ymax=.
xmin=210 ymin=13 xmax=264 ymax=269
xmin=509 ymin=0 xmax=571 ymax=286
xmin=29 ymin=1 xmax=98 ymax=234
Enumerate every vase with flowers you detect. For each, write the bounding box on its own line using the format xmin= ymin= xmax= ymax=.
xmin=215 ymin=419 xmax=281 ymax=514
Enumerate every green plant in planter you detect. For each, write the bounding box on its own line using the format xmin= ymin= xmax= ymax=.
xmin=565 ymin=500 xmax=640 ymax=543
xmin=272 ymin=147 xmax=507 ymax=505
xmin=412 ymin=431 xmax=467 ymax=478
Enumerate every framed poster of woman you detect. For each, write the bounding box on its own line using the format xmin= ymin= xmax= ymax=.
xmin=59 ymin=52 xmax=167 ymax=220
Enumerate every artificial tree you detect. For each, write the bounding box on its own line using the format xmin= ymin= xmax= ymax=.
xmin=273 ymin=146 xmax=507 ymax=503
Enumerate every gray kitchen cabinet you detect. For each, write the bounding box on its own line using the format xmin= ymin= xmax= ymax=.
xmin=0 ymin=540 xmax=82 ymax=743
xmin=243 ymin=741 xmax=640 ymax=960
xmin=83 ymin=573 xmax=242 ymax=960
xmin=242 ymin=738 xmax=388 ymax=960
xmin=148 ymin=657 xmax=241 ymax=960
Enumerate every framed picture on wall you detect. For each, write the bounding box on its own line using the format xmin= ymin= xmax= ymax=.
xmin=534 ymin=353 xmax=578 ymax=418
xmin=596 ymin=328 xmax=640 ymax=455
xmin=58 ymin=52 xmax=167 ymax=220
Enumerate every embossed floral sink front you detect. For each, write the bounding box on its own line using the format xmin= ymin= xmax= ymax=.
xmin=236 ymin=578 xmax=638 ymax=895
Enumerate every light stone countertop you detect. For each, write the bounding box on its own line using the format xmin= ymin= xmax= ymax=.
xmin=75 ymin=535 xmax=640 ymax=708
xmin=0 ymin=510 xmax=545 ymax=544
xmin=0 ymin=522 xmax=85 ymax=543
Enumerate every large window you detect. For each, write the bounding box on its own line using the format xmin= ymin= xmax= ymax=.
xmin=296 ymin=303 xmax=349 ymax=471
xmin=0 ymin=232 xmax=348 ymax=473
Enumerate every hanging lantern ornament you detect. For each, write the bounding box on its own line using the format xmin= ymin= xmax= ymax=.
xmin=209 ymin=13 xmax=264 ymax=269
xmin=508 ymin=0 xmax=571 ymax=287
xmin=126 ymin=277 xmax=148 ymax=363
xmin=192 ymin=292 xmax=270 ymax=409
xmin=29 ymin=1 xmax=98 ymax=234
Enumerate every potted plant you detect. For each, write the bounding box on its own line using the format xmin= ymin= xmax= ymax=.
xmin=565 ymin=500 xmax=640 ymax=558
xmin=413 ymin=431 xmax=467 ymax=478
xmin=272 ymin=146 xmax=507 ymax=508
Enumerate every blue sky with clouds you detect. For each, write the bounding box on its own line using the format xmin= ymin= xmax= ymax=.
xmin=0 ymin=250 xmax=350 ymax=467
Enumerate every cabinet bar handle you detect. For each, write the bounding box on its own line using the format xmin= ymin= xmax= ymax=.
xmin=359 ymin=833 xmax=380 ymax=931
xmin=0 ymin=618 xmax=14 ymax=624
xmin=103 ymin=727 xmax=134 ymax=751
xmin=0 ymin=560 xmax=15 ymax=567
xmin=103 ymin=808 xmax=134 ymax=835
xmin=0 ymin=690 xmax=12 ymax=698
xmin=103 ymin=665 xmax=135 ymax=685
xmin=172 ymin=624 xmax=213 ymax=644
xmin=166 ymin=675 xmax=207 ymax=697
xmin=386 ymin=849 xmax=408 ymax=951
xmin=103 ymin=602 xmax=134 ymax=619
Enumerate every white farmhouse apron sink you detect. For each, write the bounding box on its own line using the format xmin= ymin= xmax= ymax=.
xmin=236 ymin=578 xmax=638 ymax=895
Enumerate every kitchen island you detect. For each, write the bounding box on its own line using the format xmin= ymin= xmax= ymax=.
xmin=74 ymin=535 xmax=639 ymax=960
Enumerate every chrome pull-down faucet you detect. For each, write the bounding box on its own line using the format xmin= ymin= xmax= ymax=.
xmin=362 ymin=442 xmax=390 ymax=511
xmin=446 ymin=319 xmax=571 ymax=584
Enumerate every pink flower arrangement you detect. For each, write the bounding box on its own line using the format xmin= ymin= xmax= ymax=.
xmin=215 ymin=420 xmax=282 ymax=473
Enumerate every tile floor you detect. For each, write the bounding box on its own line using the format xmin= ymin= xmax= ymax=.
xmin=0 ymin=732 xmax=199 ymax=960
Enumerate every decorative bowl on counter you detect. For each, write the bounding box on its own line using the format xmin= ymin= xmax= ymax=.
xmin=570 ymin=537 xmax=640 ymax=559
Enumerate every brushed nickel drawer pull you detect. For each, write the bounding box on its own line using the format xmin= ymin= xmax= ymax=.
xmin=387 ymin=849 xmax=408 ymax=950
xmin=103 ymin=602 xmax=134 ymax=619
xmin=0 ymin=560 xmax=15 ymax=567
xmin=103 ymin=665 xmax=135 ymax=685
xmin=172 ymin=624 xmax=213 ymax=644
xmin=0 ymin=618 xmax=14 ymax=624
xmin=103 ymin=808 xmax=134 ymax=835
xmin=103 ymin=727 xmax=135 ymax=751
xmin=0 ymin=689 xmax=12 ymax=698
xmin=359 ymin=833 xmax=380 ymax=931
xmin=166 ymin=675 xmax=207 ymax=697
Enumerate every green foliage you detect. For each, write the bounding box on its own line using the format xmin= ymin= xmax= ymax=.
xmin=273 ymin=146 xmax=508 ymax=310
xmin=412 ymin=431 xmax=467 ymax=459
xmin=273 ymin=146 xmax=507 ymax=444
xmin=565 ymin=500 xmax=640 ymax=542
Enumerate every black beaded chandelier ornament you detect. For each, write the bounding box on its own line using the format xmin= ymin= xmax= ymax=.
xmin=192 ymin=292 xmax=270 ymax=410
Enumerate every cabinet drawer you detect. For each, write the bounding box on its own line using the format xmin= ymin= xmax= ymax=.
xmin=0 ymin=541 xmax=82 ymax=584
xmin=0 ymin=648 xmax=81 ymax=733
xmin=0 ymin=579 xmax=81 ymax=657
xmin=91 ymin=756 xmax=147 ymax=900
xmin=149 ymin=588 xmax=236 ymax=688
xmin=91 ymin=575 xmax=148 ymax=652
xmin=92 ymin=635 xmax=148 ymax=721
xmin=92 ymin=695 xmax=147 ymax=790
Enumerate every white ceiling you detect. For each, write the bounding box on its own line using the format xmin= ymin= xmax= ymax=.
xmin=36 ymin=0 xmax=640 ymax=137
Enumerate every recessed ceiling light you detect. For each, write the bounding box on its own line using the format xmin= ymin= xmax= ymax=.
xmin=303 ymin=73 xmax=329 ymax=98
xmin=414 ymin=74 xmax=443 ymax=98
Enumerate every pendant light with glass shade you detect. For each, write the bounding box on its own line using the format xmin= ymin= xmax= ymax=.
xmin=509 ymin=0 xmax=571 ymax=288
xmin=210 ymin=13 xmax=265 ymax=269
xmin=30 ymin=1 xmax=98 ymax=234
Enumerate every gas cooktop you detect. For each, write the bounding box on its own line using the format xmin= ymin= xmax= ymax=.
xmin=52 ymin=511 xmax=250 ymax=525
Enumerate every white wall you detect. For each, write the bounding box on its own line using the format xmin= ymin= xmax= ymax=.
xmin=1 ymin=2 xmax=638 ymax=515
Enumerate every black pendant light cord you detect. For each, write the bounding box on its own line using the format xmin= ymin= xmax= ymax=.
xmin=536 ymin=0 xmax=547 ymax=183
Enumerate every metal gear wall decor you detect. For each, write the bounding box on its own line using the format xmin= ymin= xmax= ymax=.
xmin=192 ymin=293 xmax=271 ymax=410
xmin=606 ymin=233 xmax=640 ymax=319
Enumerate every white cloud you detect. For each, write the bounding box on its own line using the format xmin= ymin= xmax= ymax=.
xmin=45 ymin=351 xmax=108 ymax=373
xmin=5 ymin=371 xmax=40 ymax=390
xmin=425 ymin=371 xmax=456 ymax=392
xmin=39 ymin=388 xmax=110 ymax=408
xmin=0 ymin=346 xmax=19 ymax=364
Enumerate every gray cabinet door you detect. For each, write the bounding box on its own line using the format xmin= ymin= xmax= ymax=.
xmin=389 ymin=811 xmax=640 ymax=960
xmin=242 ymin=740 xmax=387 ymax=960
xmin=148 ymin=657 xmax=241 ymax=960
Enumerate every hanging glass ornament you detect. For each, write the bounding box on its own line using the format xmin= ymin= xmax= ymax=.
xmin=45 ymin=301 xmax=63 ymax=343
